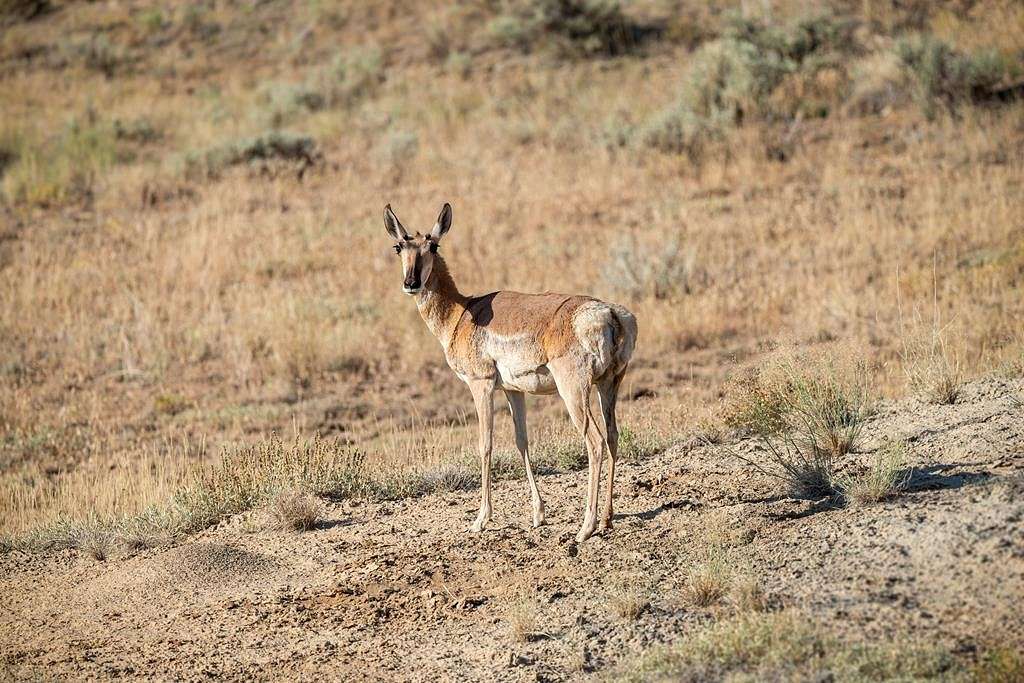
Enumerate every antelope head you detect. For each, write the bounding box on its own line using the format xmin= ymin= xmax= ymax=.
xmin=383 ymin=203 xmax=452 ymax=295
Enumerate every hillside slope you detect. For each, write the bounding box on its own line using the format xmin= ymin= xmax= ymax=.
xmin=2 ymin=377 xmax=1021 ymax=680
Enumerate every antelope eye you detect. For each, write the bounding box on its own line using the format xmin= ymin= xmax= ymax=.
xmin=429 ymin=242 xmax=438 ymax=253
xmin=393 ymin=244 xmax=402 ymax=254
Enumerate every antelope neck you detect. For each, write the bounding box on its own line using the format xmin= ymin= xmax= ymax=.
xmin=415 ymin=255 xmax=469 ymax=346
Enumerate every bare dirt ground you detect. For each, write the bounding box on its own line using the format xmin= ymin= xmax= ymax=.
xmin=2 ymin=377 xmax=1022 ymax=681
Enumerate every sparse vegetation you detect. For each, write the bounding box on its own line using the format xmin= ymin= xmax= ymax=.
xmin=172 ymin=435 xmax=365 ymax=533
xmin=628 ymin=610 xmax=959 ymax=682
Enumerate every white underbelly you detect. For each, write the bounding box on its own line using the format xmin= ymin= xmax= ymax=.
xmin=496 ymin=363 xmax=557 ymax=395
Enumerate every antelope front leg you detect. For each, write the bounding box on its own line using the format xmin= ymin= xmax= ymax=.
xmin=469 ymin=379 xmax=496 ymax=533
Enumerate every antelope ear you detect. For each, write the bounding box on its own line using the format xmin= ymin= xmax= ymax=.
xmin=384 ymin=204 xmax=408 ymax=241
xmin=431 ymin=202 xmax=452 ymax=241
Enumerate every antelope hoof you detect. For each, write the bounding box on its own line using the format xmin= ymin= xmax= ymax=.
xmin=469 ymin=513 xmax=490 ymax=533
xmin=532 ymin=502 xmax=546 ymax=528
xmin=576 ymin=521 xmax=597 ymax=544
xmin=600 ymin=517 xmax=613 ymax=531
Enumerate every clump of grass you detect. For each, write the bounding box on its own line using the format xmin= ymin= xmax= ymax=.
xmin=719 ymin=348 xmax=872 ymax=498
xmin=609 ymin=574 xmax=650 ymax=621
xmin=419 ymin=463 xmax=478 ymax=493
xmin=729 ymin=574 xmax=768 ymax=613
xmin=685 ymin=549 xmax=731 ymax=607
xmin=902 ymin=333 xmax=961 ymax=404
xmin=77 ymin=528 xmax=114 ymax=561
xmin=270 ymin=489 xmax=322 ymax=531
xmin=605 ymin=234 xmax=702 ymax=301
xmin=507 ymin=596 xmax=540 ymax=643
xmin=840 ymin=441 xmax=910 ymax=506
xmin=616 ymin=424 xmax=664 ymax=461
xmin=898 ymin=284 xmax=962 ymax=405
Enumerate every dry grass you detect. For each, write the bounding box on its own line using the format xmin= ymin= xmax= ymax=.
xmin=1 ymin=0 xmax=1023 ymax=541
xmin=507 ymin=595 xmax=541 ymax=644
xmin=841 ymin=441 xmax=910 ymax=506
xmin=609 ymin=574 xmax=650 ymax=621
xmin=269 ymin=489 xmax=322 ymax=531
xmin=729 ymin=574 xmax=768 ymax=613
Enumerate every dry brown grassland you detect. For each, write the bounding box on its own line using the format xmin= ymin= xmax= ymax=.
xmin=0 ymin=1 xmax=1022 ymax=655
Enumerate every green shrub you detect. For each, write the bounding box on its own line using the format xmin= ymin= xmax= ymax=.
xmin=486 ymin=0 xmax=652 ymax=57
xmin=896 ymin=35 xmax=1015 ymax=118
xmin=681 ymin=38 xmax=790 ymax=124
xmin=723 ymin=12 xmax=857 ymax=65
xmin=642 ymin=11 xmax=859 ymax=156
xmin=184 ymin=131 xmax=320 ymax=179
xmin=137 ymin=8 xmax=166 ymax=33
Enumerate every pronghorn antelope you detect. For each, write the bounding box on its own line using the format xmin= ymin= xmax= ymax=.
xmin=383 ymin=202 xmax=638 ymax=543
